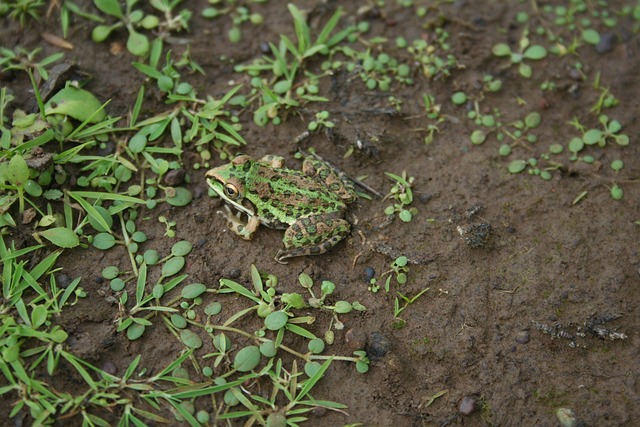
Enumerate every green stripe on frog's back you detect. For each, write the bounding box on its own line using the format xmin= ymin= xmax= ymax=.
xmin=243 ymin=163 xmax=346 ymax=227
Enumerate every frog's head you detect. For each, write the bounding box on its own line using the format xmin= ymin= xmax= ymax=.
xmin=205 ymin=155 xmax=254 ymax=215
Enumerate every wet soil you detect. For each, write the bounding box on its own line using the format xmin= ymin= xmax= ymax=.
xmin=1 ymin=1 xmax=639 ymax=426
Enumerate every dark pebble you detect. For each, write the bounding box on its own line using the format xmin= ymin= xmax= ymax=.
xmin=367 ymin=332 xmax=390 ymax=359
xmin=97 ymin=141 xmax=115 ymax=156
xmin=164 ymin=169 xmax=186 ymax=186
xmin=56 ymin=273 xmax=71 ymax=288
xmin=568 ymin=68 xmax=583 ymax=81
xmin=458 ymin=396 xmax=477 ymax=416
xmin=226 ymin=269 xmax=241 ymax=279
xmin=516 ymin=330 xmax=530 ymax=344
xmin=196 ymin=238 xmax=207 ymax=249
xmin=94 ymin=276 xmax=104 ymax=284
xmin=364 ymin=267 xmax=375 ymax=282
xmin=102 ymin=361 xmax=117 ymax=376
xmin=417 ymin=193 xmax=433 ymax=204
xmin=194 ymin=213 xmax=205 ymax=223
xmin=345 ymin=329 xmax=367 ymax=352
xmin=259 ymin=42 xmax=271 ymax=54
xmin=595 ymin=31 xmax=617 ymax=54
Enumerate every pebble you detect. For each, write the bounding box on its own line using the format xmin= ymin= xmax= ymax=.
xmin=595 ymin=31 xmax=617 ymax=54
xmin=417 ymin=193 xmax=433 ymax=204
xmin=56 ymin=273 xmax=71 ymax=288
xmin=164 ymin=169 xmax=186 ymax=186
xmin=364 ymin=267 xmax=375 ymax=282
xmin=367 ymin=332 xmax=390 ymax=360
xmin=556 ymin=408 xmax=578 ymax=427
xmin=458 ymin=396 xmax=477 ymax=416
xmin=345 ymin=329 xmax=367 ymax=352
xmin=97 ymin=141 xmax=115 ymax=157
xmin=225 ymin=269 xmax=241 ymax=279
xmin=515 ymin=330 xmax=530 ymax=344
xmin=102 ymin=361 xmax=118 ymax=376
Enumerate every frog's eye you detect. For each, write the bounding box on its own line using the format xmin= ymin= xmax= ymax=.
xmin=224 ymin=183 xmax=240 ymax=199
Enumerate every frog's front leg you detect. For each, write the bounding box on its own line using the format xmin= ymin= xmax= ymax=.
xmin=275 ymin=214 xmax=351 ymax=263
xmin=218 ymin=206 xmax=261 ymax=240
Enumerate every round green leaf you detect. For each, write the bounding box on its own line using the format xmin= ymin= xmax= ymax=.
xmin=523 ymin=45 xmax=547 ymax=60
xmin=451 ymin=92 xmax=467 ymax=105
xmin=492 ymin=43 xmax=511 ymax=56
xmin=92 ymin=232 xmax=116 ymax=250
xmin=399 ymin=210 xmax=412 ymax=222
xmin=234 ymin=346 xmax=261 ymax=372
xmin=304 ymin=361 xmax=322 ymax=378
xmin=508 ymin=160 xmax=527 ymax=174
xmin=519 ymin=63 xmax=532 ymax=78
xmin=470 ymin=129 xmax=486 ymax=145
xmin=8 ymin=154 xmax=29 ymax=187
xmin=583 ymin=129 xmax=603 ymax=145
xmin=39 ymin=227 xmax=79 ymax=248
xmin=356 ymin=360 xmax=370 ymax=373
xmin=265 ymin=311 xmax=288 ymax=331
xmin=308 ymin=338 xmax=325 ymax=354
xmin=162 ymin=256 xmax=185 ymax=277
xmin=204 ymin=302 xmax=222 ymax=316
xmin=171 ymin=314 xmax=187 ymax=329
xmin=259 ymin=340 xmax=277 ymax=358
xmin=127 ymin=323 xmax=145 ymax=340
xmin=110 ymin=278 xmax=125 ymax=292
xmin=152 ymin=284 xmax=164 ymax=299
xmin=127 ymin=30 xmax=150 ymax=57
xmin=610 ymin=160 xmax=623 ymax=171
xmin=568 ymin=137 xmax=584 ymax=153
xmin=273 ymin=80 xmax=292 ymax=94
xmin=102 ymin=265 xmax=119 ymax=279
xmin=180 ymin=329 xmax=203 ymax=348
xmin=143 ymin=249 xmax=160 ymax=265
xmin=92 ymin=25 xmax=114 ymax=42
xmin=171 ymin=240 xmax=193 ymax=256
xmin=131 ymin=231 xmax=147 ymax=243
xmin=334 ymin=301 xmax=352 ymax=314
xmin=166 ymin=187 xmax=193 ymax=206
xmin=499 ymin=144 xmax=512 ymax=156
xmin=582 ymin=29 xmax=601 ymax=45
xmin=181 ymin=283 xmax=207 ymax=299
xmin=45 ymin=87 xmax=106 ymax=123
xmin=50 ymin=329 xmax=68 ymax=343
xmin=549 ymin=143 xmax=563 ymax=154
xmin=525 ymin=112 xmax=541 ymax=129
xmin=24 ymin=180 xmax=42 ymax=197
xmin=129 ymin=133 xmax=147 ymax=153
xmin=611 ymin=185 xmax=623 ymax=200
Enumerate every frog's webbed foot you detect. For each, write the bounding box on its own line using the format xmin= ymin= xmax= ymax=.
xmin=217 ymin=206 xmax=260 ymax=240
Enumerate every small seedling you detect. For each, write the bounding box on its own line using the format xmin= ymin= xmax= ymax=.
xmin=383 ymin=171 xmax=417 ymax=222
xmin=492 ymin=28 xmax=547 ymax=78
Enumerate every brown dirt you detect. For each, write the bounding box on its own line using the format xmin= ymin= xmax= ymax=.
xmin=1 ymin=1 xmax=639 ymax=426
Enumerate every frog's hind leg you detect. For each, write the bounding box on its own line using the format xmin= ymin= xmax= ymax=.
xmin=275 ymin=217 xmax=350 ymax=263
xmin=301 ymin=157 xmax=357 ymax=203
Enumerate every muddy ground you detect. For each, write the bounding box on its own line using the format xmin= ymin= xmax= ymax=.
xmin=1 ymin=0 xmax=639 ymax=426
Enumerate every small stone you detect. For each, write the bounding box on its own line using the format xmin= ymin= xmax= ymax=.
xmin=226 ymin=269 xmax=241 ymax=279
xmin=458 ymin=396 xmax=477 ymax=416
xmin=556 ymin=408 xmax=578 ymax=427
xmin=364 ymin=267 xmax=375 ymax=282
xmin=56 ymin=273 xmax=71 ymax=288
xmin=367 ymin=332 xmax=390 ymax=360
xmin=102 ymin=361 xmax=117 ymax=376
xmin=345 ymin=329 xmax=367 ymax=352
xmin=515 ymin=330 xmax=530 ymax=344
xmin=164 ymin=169 xmax=186 ymax=186
xmin=310 ymin=406 xmax=327 ymax=417
xmin=595 ymin=31 xmax=617 ymax=54
xmin=97 ymin=141 xmax=115 ymax=157
xmin=417 ymin=193 xmax=433 ymax=204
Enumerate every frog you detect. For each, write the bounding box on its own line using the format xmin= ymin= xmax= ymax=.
xmin=205 ymin=153 xmax=357 ymax=263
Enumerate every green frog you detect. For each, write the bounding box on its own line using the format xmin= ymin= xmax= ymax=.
xmin=205 ymin=153 xmax=357 ymax=263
